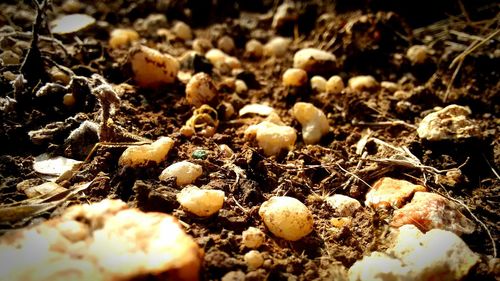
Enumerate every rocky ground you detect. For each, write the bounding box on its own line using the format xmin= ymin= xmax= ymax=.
xmin=0 ymin=0 xmax=498 ymax=280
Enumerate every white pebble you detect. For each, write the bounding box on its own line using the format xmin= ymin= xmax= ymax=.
xmin=381 ymin=81 xmax=399 ymax=92
xmin=185 ymin=72 xmax=217 ymax=107
xmin=244 ymin=113 xmax=297 ymax=156
xmin=217 ymin=36 xmax=235 ymax=54
xmin=348 ymin=75 xmax=378 ymax=92
xmin=291 ymin=102 xmax=329 ymax=144
xmin=172 ymin=21 xmax=192 ymax=41
xmin=244 ymin=250 xmax=264 ymax=270
xmin=130 ymin=46 xmax=179 ymax=87
xmin=293 ymin=48 xmax=336 ymax=74
xmin=282 ymin=68 xmax=308 ymax=87
xmin=235 ymin=79 xmax=248 ymax=94
xmin=242 ymin=227 xmax=265 ymax=249
xmin=263 ymin=37 xmax=291 ymax=57
xmin=258 ymin=196 xmax=314 ymax=241
xmin=417 ymin=105 xmax=479 ymax=141
xmin=205 ymin=48 xmax=227 ymax=66
xmin=159 ymin=161 xmax=203 ymax=186
xmin=310 ymin=76 xmax=327 ymax=93
xmin=119 ymin=137 xmax=174 ymax=167
xmin=192 ymin=38 xmax=213 ymax=54
xmin=326 ymin=194 xmax=361 ymax=217
xmin=326 ymin=75 xmax=344 ymax=94
xmin=406 ymin=45 xmax=429 ymax=64
xmin=245 ymin=39 xmax=263 ymax=59
xmin=239 ymin=104 xmax=275 ymax=117
xmin=177 ymin=185 xmax=225 ymax=217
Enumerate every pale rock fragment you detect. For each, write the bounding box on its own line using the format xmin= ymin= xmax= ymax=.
xmin=159 ymin=161 xmax=203 ymax=186
xmin=245 ymin=39 xmax=264 ymax=59
xmin=239 ymin=104 xmax=275 ymax=117
xmin=348 ymin=224 xmax=479 ymax=281
xmin=263 ymin=37 xmax=291 ymax=57
xmin=242 ymin=227 xmax=266 ymax=249
xmin=291 ymin=102 xmax=329 ymax=144
xmin=217 ymin=35 xmax=235 ymax=54
xmin=348 ymin=75 xmax=378 ymax=92
xmin=258 ymin=196 xmax=314 ymax=241
xmin=235 ymin=79 xmax=248 ymax=94
xmin=192 ymin=38 xmax=213 ymax=54
xmin=244 ymin=113 xmax=297 ymax=156
xmin=185 ymin=72 xmax=218 ymax=107
xmin=205 ymin=48 xmax=241 ymax=70
xmin=310 ymin=76 xmax=327 ymax=93
xmin=406 ymin=45 xmax=429 ymax=64
xmin=51 ymin=14 xmax=95 ymax=34
xmin=244 ymin=250 xmax=264 ymax=270
xmin=365 ymin=177 xmax=426 ymax=209
xmin=326 ymin=75 xmax=344 ymax=94
xmin=118 ymin=137 xmax=174 ymax=167
xmin=417 ymin=104 xmax=480 ymax=141
xmin=177 ymin=185 xmax=225 ymax=217
xmin=130 ymin=46 xmax=179 ymax=87
xmin=293 ymin=48 xmax=336 ymax=74
xmin=391 ymin=192 xmax=475 ymax=235
xmin=0 ymin=199 xmax=203 ymax=281
xmin=108 ymin=28 xmax=139 ymax=49
xmin=282 ymin=68 xmax=308 ymax=87
xmin=326 ymin=194 xmax=362 ymax=217
xmin=33 ymin=154 xmax=82 ymax=176
xmin=172 ymin=21 xmax=192 ymax=41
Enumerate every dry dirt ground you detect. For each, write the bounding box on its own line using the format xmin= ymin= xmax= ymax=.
xmin=0 ymin=0 xmax=499 ymax=280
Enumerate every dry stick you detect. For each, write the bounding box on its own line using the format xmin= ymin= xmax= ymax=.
xmin=445 ymin=29 xmax=500 ymax=101
xmin=482 ymin=154 xmax=500 ymax=180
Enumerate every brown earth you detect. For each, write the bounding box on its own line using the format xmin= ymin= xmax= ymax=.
xmin=0 ymin=0 xmax=498 ymax=280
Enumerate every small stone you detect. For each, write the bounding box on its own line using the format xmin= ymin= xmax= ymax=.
xmin=381 ymin=81 xmax=399 ymax=92
xmin=391 ymin=192 xmax=475 ymax=235
xmin=159 ymin=161 xmax=203 ymax=186
xmin=406 ymin=45 xmax=430 ymax=64
xmin=365 ymin=177 xmax=426 ymax=209
xmin=235 ymin=79 xmax=248 ymax=94
xmin=172 ymin=21 xmax=192 ymax=41
xmin=244 ymin=250 xmax=264 ymax=270
xmin=326 ymin=194 xmax=361 ymax=217
xmin=217 ymin=35 xmax=235 ymax=54
xmin=258 ymin=196 xmax=314 ymax=241
xmin=130 ymin=46 xmax=179 ymax=87
xmin=282 ymin=68 xmax=308 ymax=87
xmin=245 ymin=39 xmax=263 ymax=59
xmin=63 ymin=93 xmax=76 ymax=107
xmin=177 ymin=185 xmax=225 ymax=217
xmin=192 ymin=150 xmax=208 ymax=160
xmin=348 ymin=75 xmax=378 ymax=92
xmin=417 ymin=104 xmax=480 ymax=141
xmin=109 ymin=28 xmax=140 ymax=49
xmin=263 ymin=37 xmax=291 ymax=57
xmin=192 ymin=38 xmax=213 ymax=54
xmin=50 ymin=14 xmax=95 ymax=34
xmin=119 ymin=137 xmax=174 ymax=167
xmin=239 ymin=104 xmax=275 ymax=117
xmin=310 ymin=76 xmax=327 ymax=93
xmin=244 ymin=113 xmax=297 ymax=156
xmin=291 ymin=102 xmax=329 ymax=144
xmin=272 ymin=2 xmax=297 ymax=31
xmin=326 ymin=75 xmax=344 ymax=94
xmin=185 ymin=72 xmax=218 ymax=108
xmin=242 ymin=227 xmax=265 ymax=249
xmin=293 ymin=48 xmax=337 ymax=75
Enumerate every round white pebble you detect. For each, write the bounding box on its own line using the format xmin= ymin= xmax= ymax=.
xmin=244 ymin=250 xmax=264 ymax=270
xmin=242 ymin=227 xmax=265 ymax=249
xmin=258 ymin=196 xmax=313 ymax=241
xmin=177 ymin=185 xmax=225 ymax=217
xmin=282 ymin=68 xmax=308 ymax=87
xmin=326 ymin=75 xmax=344 ymax=94
xmin=159 ymin=161 xmax=203 ymax=186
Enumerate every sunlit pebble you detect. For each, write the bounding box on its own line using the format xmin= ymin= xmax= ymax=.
xmin=172 ymin=21 xmax=192 ymax=41
xmin=244 ymin=114 xmax=297 ymax=156
xmin=348 ymin=75 xmax=378 ymax=92
xmin=217 ymin=35 xmax=235 ymax=54
xmin=159 ymin=161 xmax=203 ymax=186
xmin=63 ymin=93 xmax=76 ymax=107
xmin=406 ymin=45 xmax=429 ymax=64
xmin=118 ymin=137 xmax=174 ymax=167
xmin=282 ymin=68 xmax=308 ymax=87
xmin=192 ymin=38 xmax=213 ymax=54
xmin=310 ymin=76 xmax=327 ymax=93
xmin=235 ymin=79 xmax=248 ymax=94
xmin=185 ymin=72 xmax=218 ymax=108
xmin=381 ymin=81 xmax=399 ymax=93
xmin=242 ymin=227 xmax=265 ymax=249
xmin=263 ymin=37 xmax=291 ymax=57
xmin=245 ymin=39 xmax=263 ymax=59
xmin=291 ymin=102 xmax=329 ymax=144
xmin=177 ymin=185 xmax=225 ymax=217
xmin=244 ymin=250 xmax=264 ymax=270
xmin=109 ymin=28 xmax=140 ymax=49
xmin=220 ymin=101 xmax=235 ymax=119
xmin=326 ymin=75 xmax=344 ymax=94
xmin=130 ymin=45 xmax=179 ymax=87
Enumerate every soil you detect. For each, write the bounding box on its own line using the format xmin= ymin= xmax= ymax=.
xmin=0 ymin=0 xmax=499 ymax=280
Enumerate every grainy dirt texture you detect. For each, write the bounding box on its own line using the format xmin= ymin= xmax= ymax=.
xmin=0 ymin=0 xmax=498 ymax=280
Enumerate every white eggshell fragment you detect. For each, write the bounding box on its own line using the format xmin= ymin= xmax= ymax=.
xmin=33 ymin=154 xmax=82 ymax=176
xmin=258 ymin=196 xmax=314 ymax=241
